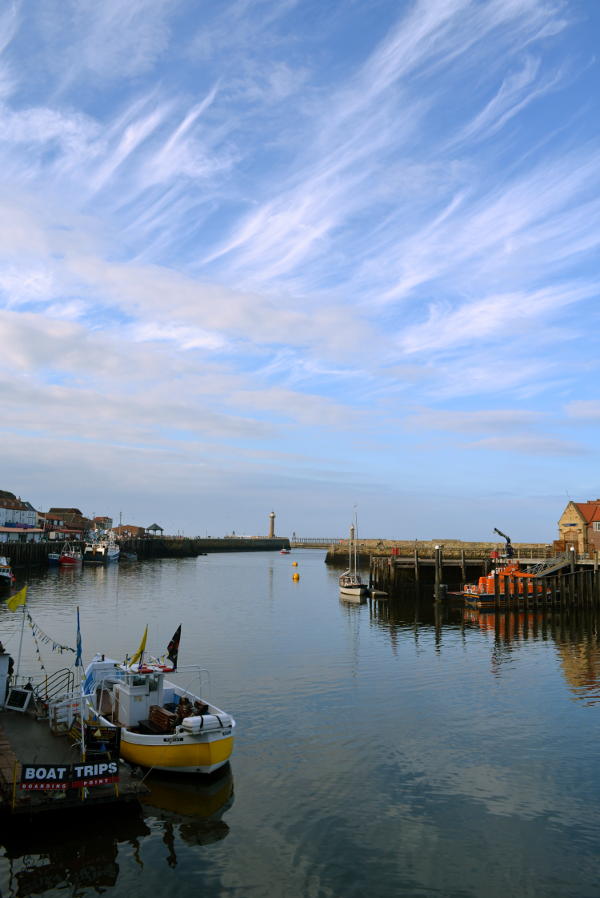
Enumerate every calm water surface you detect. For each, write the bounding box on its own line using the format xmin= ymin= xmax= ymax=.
xmin=1 ymin=549 xmax=600 ymax=897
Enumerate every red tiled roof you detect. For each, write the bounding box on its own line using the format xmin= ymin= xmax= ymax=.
xmin=574 ymin=501 xmax=600 ymax=523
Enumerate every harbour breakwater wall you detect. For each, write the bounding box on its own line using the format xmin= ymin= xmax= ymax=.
xmin=3 ymin=537 xmax=291 ymax=569
xmin=122 ymin=537 xmax=290 ymax=558
xmin=325 ymin=539 xmax=553 ymax=569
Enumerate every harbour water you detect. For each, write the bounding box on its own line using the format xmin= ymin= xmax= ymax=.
xmin=1 ymin=549 xmax=600 ymax=897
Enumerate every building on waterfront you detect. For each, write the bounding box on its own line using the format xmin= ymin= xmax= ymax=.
xmin=114 ymin=524 xmax=146 ymax=538
xmin=93 ymin=515 xmax=113 ymax=531
xmin=557 ymin=500 xmax=600 ymax=554
xmin=46 ymin=507 xmax=93 ymax=536
xmin=0 ymin=491 xmax=44 ymax=543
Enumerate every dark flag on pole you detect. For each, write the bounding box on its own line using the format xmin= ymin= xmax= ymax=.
xmin=75 ymin=607 xmax=82 ymax=668
xmin=167 ymin=625 xmax=181 ymax=670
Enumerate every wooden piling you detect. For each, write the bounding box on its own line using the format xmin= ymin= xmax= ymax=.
xmin=434 ymin=545 xmax=442 ymax=602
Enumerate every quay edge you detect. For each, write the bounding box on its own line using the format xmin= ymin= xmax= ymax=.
xmin=2 ymin=537 xmax=291 ymax=571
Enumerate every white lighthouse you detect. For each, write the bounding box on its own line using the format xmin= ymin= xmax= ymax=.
xmin=269 ymin=511 xmax=276 ymax=539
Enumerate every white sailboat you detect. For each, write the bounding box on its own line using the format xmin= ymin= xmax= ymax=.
xmin=339 ymin=514 xmax=368 ymax=602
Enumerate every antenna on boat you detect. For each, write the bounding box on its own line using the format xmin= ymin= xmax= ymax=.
xmin=75 ymin=607 xmax=86 ymax=767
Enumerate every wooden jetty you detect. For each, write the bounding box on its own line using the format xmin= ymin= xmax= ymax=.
xmin=0 ymin=660 xmax=146 ymax=820
xmin=369 ymin=545 xmax=600 ymax=610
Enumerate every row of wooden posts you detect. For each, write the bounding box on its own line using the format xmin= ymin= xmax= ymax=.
xmin=434 ymin=568 xmax=600 ymax=610
xmin=370 ymin=548 xmax=600 ymax=608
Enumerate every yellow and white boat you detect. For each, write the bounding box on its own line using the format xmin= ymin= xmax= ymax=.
xmin=82 ymin=629 xmax=235 ymax=774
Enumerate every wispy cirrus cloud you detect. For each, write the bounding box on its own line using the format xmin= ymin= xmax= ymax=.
xmin=0 ymin=0 xmax=599 ymax=535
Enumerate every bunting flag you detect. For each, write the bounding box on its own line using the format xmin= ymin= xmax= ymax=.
xmin=6 ymin=585 xmax=27 ymax=612
xmin=26 ymin=613 xmax=75 ymax=655
xmin=130 ymin=625 xmax=148 ymax=668
xmin=167 ymin=625 xmax=181 ymax=671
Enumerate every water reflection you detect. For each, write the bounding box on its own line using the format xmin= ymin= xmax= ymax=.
xmin=142 ymin=764 xmax=233 ymax=820
xmin=141 ymin=764 xmax=234 ymax=859
xmin=367 ymin=585 xmax=600 ymax=704
xmin=5 ymin=552 xmax=600 ymax=897
xmin=3 ymin=806 xmax=150 ymax=896
xmin=1 ymin=768 xmax=235 ymax=892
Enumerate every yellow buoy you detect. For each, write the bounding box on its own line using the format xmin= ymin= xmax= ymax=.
xmin=292 ymin=572 xmax=300 ymax=581
xmin=292 ymin=561 xmax=298 ymax=567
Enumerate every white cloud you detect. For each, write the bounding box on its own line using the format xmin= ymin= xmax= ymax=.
xmin=0 ymin=0 xmax=598 ymax=533
xmin=404 ymin=408 xmax=544 ymax=434
xmin=464 ymin=435 xmax=587 ymax=455
xmin=565 ymin=401 xmax=600 ymax=421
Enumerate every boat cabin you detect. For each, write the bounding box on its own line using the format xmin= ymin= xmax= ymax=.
xmin=88 ymin=661 xmax=168 ymax=727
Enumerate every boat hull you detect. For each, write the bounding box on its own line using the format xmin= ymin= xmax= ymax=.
xmin=339 ymin=585 xmax=367 ymax=597
xmin=83 ymin=548 xmax=120 ymax=564
xmin=85 ymin=657 xmax=234 ymax=775
xmin=119 ymin=730 xmax=234 ymax=774
xmin=464 ymin=591 xmax=550 ymax=610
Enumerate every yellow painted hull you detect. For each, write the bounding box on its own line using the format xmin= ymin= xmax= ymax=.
xmin=121 ymin=733 xmax=234 ymax=774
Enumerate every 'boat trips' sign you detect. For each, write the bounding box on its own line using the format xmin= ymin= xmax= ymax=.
xmin=21 ymin=761 xmax=120 ymax=790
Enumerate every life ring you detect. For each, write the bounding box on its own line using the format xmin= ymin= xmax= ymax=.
xmin=138 ymin=665 xmax=153 ymax=674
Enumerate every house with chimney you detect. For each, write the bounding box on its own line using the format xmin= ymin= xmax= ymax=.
xmin=557 ymin=500 xmax=600 ymax=555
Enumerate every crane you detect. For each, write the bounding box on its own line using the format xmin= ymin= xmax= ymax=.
xmin=493 ymin=528 xmax=514 ymax=557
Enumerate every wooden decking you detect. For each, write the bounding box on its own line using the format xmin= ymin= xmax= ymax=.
xmin=0 ymin=708 xmax=147 ymax=817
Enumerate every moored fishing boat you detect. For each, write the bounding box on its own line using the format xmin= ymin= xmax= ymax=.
xmin=0 ymin=556 xmax=16 ymax=590
xmin=82 ymin=626 xmax=235 ymax=774
xmin=59 ymin=542 xmax=83 ymax=565
xmin=83 ymin=534 xmax=120 ymax=564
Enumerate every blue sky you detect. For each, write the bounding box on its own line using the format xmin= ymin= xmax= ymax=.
xmin=1 ymin=0 xmax=599 ymax=541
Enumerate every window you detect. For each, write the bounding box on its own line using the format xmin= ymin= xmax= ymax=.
xmin=593 ymin=522 xmax=600 ymax=532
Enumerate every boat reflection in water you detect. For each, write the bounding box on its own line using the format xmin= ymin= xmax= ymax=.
xmin=141 ymin=763 xmax=234 ymax=854
xmin=2 ymin=766 xmax=235 ymax=890
xmin=2 ymin=806 xmax=150 ymax=897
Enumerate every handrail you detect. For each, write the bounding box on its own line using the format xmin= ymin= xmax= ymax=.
xmin=13 ymin=667 xmax=75 ymax=705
